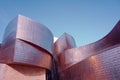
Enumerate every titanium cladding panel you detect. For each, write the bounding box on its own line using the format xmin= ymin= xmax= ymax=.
xmin=16 ymin=15 xmax=53 ymax=53
xmin=53 ymin=33 xmax=76 ymax=57
xmin=0 ymin=14 xmax=120 ymax=80
xmin=1 ymin=17 xmax=18 ymax=63
xmin=60 ymin=45 xmax=120 ymax=80
xmin=57 ymin=20 xmax=120 ymax=80
xmin=0 ymin=15 xmax=53 ymax=70
xmin=0 ymin=64 xmax=46 ymax=80
xmin=58 ymin=20 xmax=120 ymax=72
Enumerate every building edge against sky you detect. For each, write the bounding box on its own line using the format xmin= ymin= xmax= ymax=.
xmin=0 ymin=15 xmax=54 ymax=80
xmin=53 ymin=20 xmax=120 ymax=80
xmin=0 ymin=15 xmax=120 ymax=80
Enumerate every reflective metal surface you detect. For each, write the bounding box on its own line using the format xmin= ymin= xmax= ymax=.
xmin=1 ymin=17 xmax=17 ymax=63
xmin=57 ymin=20 xmax=120 ymax=80
xmin=53 ymin=33 xmax=76 ymax=59
xmin=0 ymin=15 xmax=120 ymax=80
xmin=59 ymin=20 xmax=120 ymax=71
xmin=52 ymin=33 xmax=76 ymax=80
xmin=16 ymin=15 xmax=53 ymax=54
xmin=60 ymin=45 xmax=120 ymax=80
xmin=0 ymin=63 xmax=46 ymax=80
xmin=0 ymin=15 xmax=53 ymax=70
xmin=14 ymin=39 xmax=52 ymax=69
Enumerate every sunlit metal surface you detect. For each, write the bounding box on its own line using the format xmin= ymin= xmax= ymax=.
xmin=0 ymin=15 xmax=120 ymax=80
xmin=0 ymin=63 xmax=46 ymax=80
xmin=57 ymin=20 xmax=120 ymax=80
xmin=16 ymin=15 xmax=53 ymax=53
xmin=59 ymin=45 xmax=120 ymax=80
xmin=52 ymin=33 xmax=76 ymax=80
xmin=53 ymin=33 xmax=76 ymax=59
xmin=14 ymin=39 xmax=52 ymax=69
xmin=0 ymin=15 xmax=53 ymax=70
xmin=58 ymin=20 xmax=120 ymax=71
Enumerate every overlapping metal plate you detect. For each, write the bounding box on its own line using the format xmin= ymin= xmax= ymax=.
xmin=16 ymin=15 xmax=53 ymax=54
xmin=0 ymin=15 xmax=120 ymax=80
xmin=56 ymin=20 xmax=120 ymax=80
xmin=53 ymin=33 xmax=76 ymax=59
xmin=0 ymin=15 xmax=53 ymax=70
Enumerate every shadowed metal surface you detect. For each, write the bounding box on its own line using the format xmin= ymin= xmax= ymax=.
xmin=0 ymin=15 xmax=53 ymax=70
xmin=53 ymin=33 xmax=76 ymax=59
xmin=1 ymin=17 xmax=17 ymax=63
xmin=0 ymin=44 xmax=1 ymax=54
xmin=58 ymin=20 xmax=120 ymax=80
xmin=53 ymin=33 xmax=76 ymax=69
xmin=52 ymin=33 xmax=76 ymax=80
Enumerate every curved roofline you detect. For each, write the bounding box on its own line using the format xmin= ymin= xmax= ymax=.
xmin=78 ymin=20 xmax=120 ymax=51
xmin=58 ymin=20 xmax=120 ymax=72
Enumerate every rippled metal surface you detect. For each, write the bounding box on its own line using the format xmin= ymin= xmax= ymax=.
xmin=52 ymin=33 xmax=76 ymax=80
xmin=57 ymin=20 xmax=120 ymax=80
xmin=16 ymin=15 xmax=53 ymax=53
xmin=60 ymin=45 xmax=120 ymax=80
xmin=0 ymin=15 xmax=120 ymax=80
xmin=14 ymin=39 xmax=52 ymax=69
xmin=1 ymin=17 xmax=17 ymax=63
xmin=0 ymin=15 xmax=53 ymax=70
xmin=58 ymin=20 xmax=120 ymax=71
xmin=53 ymin=33 xmax=76 ymax=59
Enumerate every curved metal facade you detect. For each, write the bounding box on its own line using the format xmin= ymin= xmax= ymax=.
xmin=53 ymin=33 xmax=76 ymax=59
xmin=0 ymin=15 xmax=120 ymax=80
xmin=55 ymin=20 xmax=120 ymax=80
xmin=16 ymin=15 xmax=53 ymax=54
xmin=0 ymin=63 xmax=46 ymax=80
xmin=59 ymin=45 xmax=120 ymax=80
xmin=53 ymin=33 xmax=76 ymax=72
xmin=0 ymin=15 xmax=53 ymax=70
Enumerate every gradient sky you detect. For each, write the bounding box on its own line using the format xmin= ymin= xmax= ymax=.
xmin=0 ymin=0 xmax=120 ymax=46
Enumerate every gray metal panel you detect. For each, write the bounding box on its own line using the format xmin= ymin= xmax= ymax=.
xmin=0 ymin=17 xmax=18 ymax=63
xmin=16 ymin=15 xmax=53 ymax=54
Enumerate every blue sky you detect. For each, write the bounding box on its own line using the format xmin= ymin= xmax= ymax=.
xmin=0 ymin=0 xmax=120 ymax=46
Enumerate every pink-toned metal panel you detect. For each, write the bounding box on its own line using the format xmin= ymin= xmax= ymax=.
xmin=0 ymin=17 xmax=17 ymax=63
xmin=53 ymin=33 xmax=76 ymax=75
xmin=16 ymin=15 xmax=53 ymax=54
xmin=0 ymin=15 xmax=53 ymax=70
xmin=14 ymin=39 xmax=52 ymax=70
xmin=59 ymin=45 xmax=120 ymax=80
xmin=53 ymin=33 xmax=76 ymax=58
xmin=58 ymin=20 xmax=120 ymax=72
xmin=0 ymin=63 xmax=46 ymax=80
